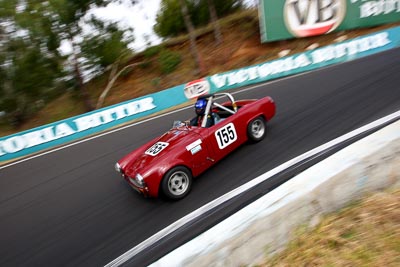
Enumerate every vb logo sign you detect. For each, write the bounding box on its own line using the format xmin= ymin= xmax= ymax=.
xmin=284 ymin=0 xmax=346 ymax=37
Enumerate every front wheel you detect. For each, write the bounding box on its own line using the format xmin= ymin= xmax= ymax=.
xmin=161 ymin=166 xmax=192 ymax=200
xmin=247 ymin=116 xmax=266 ymax=142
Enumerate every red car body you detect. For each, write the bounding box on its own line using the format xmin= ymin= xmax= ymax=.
xmin=115 ymin=93 xmax=275 ymax=199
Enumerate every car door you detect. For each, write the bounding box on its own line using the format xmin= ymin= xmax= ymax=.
xmin=184 ymin=132 xmax=215 ymax=177
xmin=200 ymin=114 xmax=245 ymax=163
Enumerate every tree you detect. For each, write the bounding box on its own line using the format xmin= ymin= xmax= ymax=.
xmin=96 ymin=61 xmax=140 ymax=109
xmin=154 ymin=0 xmax=243 ymax=74
xmin=78 ymin=17 xmax=135 ymax=109
xmin=47 ymin=0 xmax=113 ymax=111
xmin=154 ymin=0 xmax=186 ymax=38
xmin=178 ymin=0 xmax=205 ymax=75
xmin=0 ymin=0 xmax=137 ymax=126
xmin=81 ymin=19 xmax=134 ymax=75
xmin=207 ymin=0 xmax=222 ymax=45
xmin=0 ymin=41 xmax=64 ymax=125
xmin=154 ymin=0 xmax=243 ymax=38
xmin=0 ymin=0 xmax=66 ymax=126
xmin=48 ymin=0 xmax=137 ymax=111
xmin=13 ymin=0 xmax=135 ymax=111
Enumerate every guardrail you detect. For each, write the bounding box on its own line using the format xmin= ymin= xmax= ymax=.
xmin=1 ymin=26 xmax=400 ymax=163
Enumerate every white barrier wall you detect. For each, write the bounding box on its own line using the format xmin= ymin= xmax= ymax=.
xmin=151 ymin=119 xmax=400 ymax=267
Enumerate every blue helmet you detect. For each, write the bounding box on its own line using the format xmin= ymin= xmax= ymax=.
xmin=195 ymin=98 xmax=207 ymax=115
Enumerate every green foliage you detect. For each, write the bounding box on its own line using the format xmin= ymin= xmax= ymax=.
xmin=139 ymin=61 xmax=151 ymax=69
xmin=141 ymin=45 xmax=163 ymax=69
xmin=0 ymin=65 xmax=5 ymax=97
xmin=81 ymin=20 xmax=134 ymax=74
xmin=12 ymin=47 xmax=60 ymax=96
xmin=0 ymin=0 xmax=136 ymax=126
xmin=120 ymin=66 xmax=133 ymax=78
xmin=154 ymin=0 xmax=243 ymax=38
xmin=0 ymin=0 xmax=18 ymax=17
xmin=151 ymin=77 xmax=161 ymax=89
xmin=154 ymin=0 xmax=187 ymax=38
xmin=49 ymin=0 xmax=107 ymax=29
xmin=158 ymin=49 xmax=181 ymax=74
xmin=143 ymin=45 xmax=163 ymax=59
xmin=0 ymin=16 xmax=65 ymax=125
xmin=0 ymin=96 xmax=18 ymax=114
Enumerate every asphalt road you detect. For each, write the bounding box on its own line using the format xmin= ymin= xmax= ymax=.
xmin=1 ymin=47 xmax=399 ymax=267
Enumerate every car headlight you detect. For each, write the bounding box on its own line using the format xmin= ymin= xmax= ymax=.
xmin=115 ymin=162 xmax=122 ymax=173
xmin=135 ymin=173 xmax=145 ymax=187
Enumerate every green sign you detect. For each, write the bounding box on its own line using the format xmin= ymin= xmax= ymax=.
xmin=259 ymin=0 xmax=400 ymax=42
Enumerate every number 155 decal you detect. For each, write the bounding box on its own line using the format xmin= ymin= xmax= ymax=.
xmin=215 ymin=123 xmax=237 ymax=149
xmin=145 ymin=142 xmax=169 ymax=156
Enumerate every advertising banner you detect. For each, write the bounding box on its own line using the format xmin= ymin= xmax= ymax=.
xmin=208 ymin=26 xmax=399 ymax=93
xmin=259 ymin=0 xmax=400 ymax=42
xmin=0 ymin=85 xmax=187 ymax=162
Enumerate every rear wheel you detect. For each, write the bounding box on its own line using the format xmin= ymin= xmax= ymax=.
xmin=247 ymin=116 xmax=266 ymax=142
xmin=161 ymin=166 xmax=192 ymax=200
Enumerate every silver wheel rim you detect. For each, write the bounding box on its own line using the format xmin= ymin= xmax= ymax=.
xmin=168 ymin=171 xmax=189 ymax=196
xmin=251 ymin=119 xmax=265 ymax=138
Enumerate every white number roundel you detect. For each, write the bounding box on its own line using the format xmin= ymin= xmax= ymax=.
xmin=145 ymin=142 xmax=169 ymax=156
xmin=215 ymin=123 xmax=237 ymax=149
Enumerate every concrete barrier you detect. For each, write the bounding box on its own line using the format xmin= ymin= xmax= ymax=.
xmin=150 ymin=119 xmax=400 ymax=267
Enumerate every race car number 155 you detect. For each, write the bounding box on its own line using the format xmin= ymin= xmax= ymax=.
xmin=215 ymin=123 xmax=237 ymax=149
xmin=145 ymin=142 xmax=169 ymax=156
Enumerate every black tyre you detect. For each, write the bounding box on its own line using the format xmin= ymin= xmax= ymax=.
xmin=161 ymin=166 xmax=192 ymax=200
xmin=247 ymin=116 xmax=266 ymax=142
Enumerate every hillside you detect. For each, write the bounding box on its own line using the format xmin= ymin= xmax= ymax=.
xmin=0 ymin=9 xmax=399 ymax=137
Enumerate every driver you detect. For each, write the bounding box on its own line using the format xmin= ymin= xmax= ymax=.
xmin=190 ymin=98 xmax=215 ymax=127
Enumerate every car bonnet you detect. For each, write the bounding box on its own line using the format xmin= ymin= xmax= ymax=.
xmin=123 ymin=127 xmax=202 ymax=176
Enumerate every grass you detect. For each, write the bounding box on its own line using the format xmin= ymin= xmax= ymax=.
xmin=259 ymin=188 xmax=400 ymax=267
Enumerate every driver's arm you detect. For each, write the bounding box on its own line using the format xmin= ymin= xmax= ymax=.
xmin=189 ymin=116 xmax=199 ymax=126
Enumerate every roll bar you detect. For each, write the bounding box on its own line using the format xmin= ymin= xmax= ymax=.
xmin=200 ymin=93 xmax=237 ymax=127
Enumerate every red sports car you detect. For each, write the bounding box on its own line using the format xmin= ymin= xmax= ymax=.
xmin=115 ymin=93 xmax=276 ymax=200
